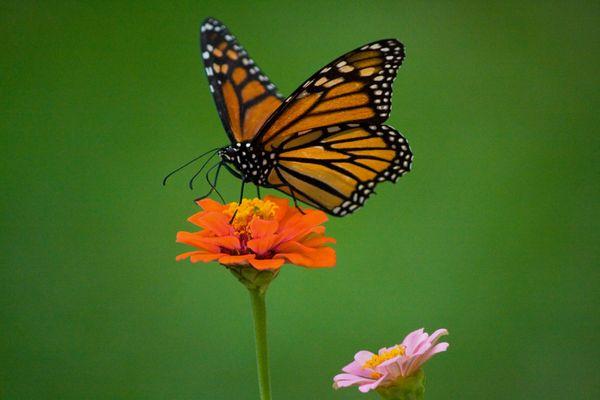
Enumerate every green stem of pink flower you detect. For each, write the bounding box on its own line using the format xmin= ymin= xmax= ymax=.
xmin=249 ymin=288 xmax=271 ymax=400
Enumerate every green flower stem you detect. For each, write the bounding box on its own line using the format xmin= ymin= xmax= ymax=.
xmin=228 ymin=266 xmax=277 ymax=400
xmin=249 ymin=288 xmax=271 ymax=400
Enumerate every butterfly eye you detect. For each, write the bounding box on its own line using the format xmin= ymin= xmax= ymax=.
xmin=220 ymin=147 xmax=236 ymax=162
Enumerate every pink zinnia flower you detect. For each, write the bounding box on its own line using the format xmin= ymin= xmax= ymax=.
xmin=333 ymin=328 xmax=449 ymax=393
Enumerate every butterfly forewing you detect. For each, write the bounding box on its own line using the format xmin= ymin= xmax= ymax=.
xmin=200 ymin=18 xmax=283 ymax=143
xmin=266 ymin=123 xmax=413 ymax=216
xmin=255 ymin=39 xmax=405 ymax=151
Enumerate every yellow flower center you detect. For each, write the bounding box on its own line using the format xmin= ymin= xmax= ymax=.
xmin=226 ymin=198 xmax=278 ymax=234
xmin=363 ymin=345 xmax=406 ymax=370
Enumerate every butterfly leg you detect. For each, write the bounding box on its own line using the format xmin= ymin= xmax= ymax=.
xmin=193 ymin=162 xmax=224 ymax=202
xmin=256 ymin=185 xmax=261 ymax=199
xmin=288 ymin=186 xmax=306 ymax=215
xmin=188 ymin=151 xmax=219 ymax=190
xmin=229 ymin=180 xmax=246 ymax=223
xmin=209 ymin=162 xmax=225 ymax=202
xmin=223 ymin=163 xmax=243 ymax=179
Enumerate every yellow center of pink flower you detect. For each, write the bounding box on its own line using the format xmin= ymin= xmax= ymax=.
xmin=226 ymin=198 xmax=278 ymax=235
xmin=363 ymin=345 xmax=406 ymax=370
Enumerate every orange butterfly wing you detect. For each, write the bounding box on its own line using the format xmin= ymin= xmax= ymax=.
xmin=200 ymin=19 xmax=412 ymax=216
xmin=254 ymin=39 xmax=405 ymax=151
xmin=200 ymin=18 xmax=283 ymax=143
xmin=266 ymin=124 xmax=412 ymax=216
xmin=252 ymin=39 xmax=411 ymax=216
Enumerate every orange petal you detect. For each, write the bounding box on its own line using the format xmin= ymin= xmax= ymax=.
xmin=249 ymin=217 xmax=278 ymax=238
xmin=200 ymin=235 xmax=240 ymax=251
xmin=175 ymin=251 xmax=202 ymax=261
xmin=275 ymin=249 xmax=336 ymax=268
xmin=176 ymin=232 xmax=240 ymax=252
xmin=278 ymin=210 xmax=329 ymax=244
xmin=249 ymin=258 xmax=285 ymax=270
xmin=275 ymin=240 xmax=336 ymax=268
xmin=264 ymin=195 xmax=291 ymax=222
xmin=218 ymin=254 xmax=255 ymax=266
xmin=276 ymin=240 xmax=308 ymax=254
xmin=310 ymin=225 xmax=326 ymax=235
xmin=300 ymin=209 xmax=329 ymax=226
xmin=186 ymin=210 xmax=206 ymax=226
xmin=189 ymin=211 xmax=232 ymax=236
xmin=176 ymin=251 xmax=224 ymax=263
xmin=190 ymin=252 xmax=224 ymax=262
xmin=196 ymin=229 xmax=215 ymax=237
xmin=301 ymin=235 xmax=336 ymax=247
xmin=308 ymin=246 xmax=336 ymax=267
xmin=247 ymin=234 xmax=279 ymax=256
xmin=176 ymin=231 xmax=217 ymax=252
xmin=196 ymin=198 xmax=227 ymax=212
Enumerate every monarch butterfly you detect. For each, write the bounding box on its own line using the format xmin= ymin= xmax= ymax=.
xmin=165 ymin=17 xmax=413 ymax=217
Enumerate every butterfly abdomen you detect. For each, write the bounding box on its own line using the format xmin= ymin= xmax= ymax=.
xmin=220 ymin=142 xmax=275 ymax=185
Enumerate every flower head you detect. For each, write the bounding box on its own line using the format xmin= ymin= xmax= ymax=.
xmin=333 ymin=328 xmax=449 ymax=395
xmin=176 ymin=196 xmax=336 ymax=271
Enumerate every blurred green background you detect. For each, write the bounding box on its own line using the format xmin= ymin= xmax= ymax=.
xmin=2 ymin=1 xmax=599 ymax=399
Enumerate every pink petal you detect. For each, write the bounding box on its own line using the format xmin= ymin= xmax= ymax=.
xmin=415 ymin=342 xmax=450 ymax=367
xmin=342 ymin=360 xmax=372 ymax=378
xmin=402 ymin=328 xmax=425 ymax=354
xmin=427 ymin=329 xmax=449 ymax=345
xmin=405 ymin=342 xmax=449 ymax=376
xmin=376 ymin=356 xmax=403 ymax=380
xmin=412 ymin=328 xmax=449 ymax=356
xmin=409 ymin=331 xmax=436 ymax=355
xmin=402 ymin=355 xmax=422 ymax=377
xmin=358 ymin=374 xmax=387 ymax=393
xmin=354 ymin=350 xmax=375 ymax=364
xmin=333 ymin=373 xmax=375 ymax=389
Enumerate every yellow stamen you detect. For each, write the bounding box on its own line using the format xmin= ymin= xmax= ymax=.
xmin=363 ymin=345 xmax=405 ymax=370
xmin=226 ymin=198 xmax=278 ymax=234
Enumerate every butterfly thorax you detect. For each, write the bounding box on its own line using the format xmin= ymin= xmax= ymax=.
xmin=220 ymin=142 xmax=275 ymax=186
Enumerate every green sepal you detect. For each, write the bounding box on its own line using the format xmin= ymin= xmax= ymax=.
xmin=376 ymin=369 xmax=425 ymax=400
xmin=227 ymin=265 xmax=279 ymax=294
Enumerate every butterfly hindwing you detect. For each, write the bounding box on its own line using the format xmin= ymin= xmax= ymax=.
xmin=266 ymin=123 xmax=413 ymax=216
xmin=200 ymin=18 xmax=283 ymax=143
xmin=254 ymin=39 xmax=405 ymax=151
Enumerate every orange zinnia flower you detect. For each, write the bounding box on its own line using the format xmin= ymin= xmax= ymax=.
xmin=176 ymin=195 xmax=336 ymax=270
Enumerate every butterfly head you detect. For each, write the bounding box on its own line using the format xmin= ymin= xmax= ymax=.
xmin=219 ymin=142 xmax=275 ymax=185
xmin=218 ymin=146 xmax=238 ymax=164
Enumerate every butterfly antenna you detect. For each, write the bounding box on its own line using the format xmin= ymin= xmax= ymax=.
xmin=188 ymin=151 xmax=219 ymax=190
xmin=162 ymin=147 xmax=220 ymax=186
